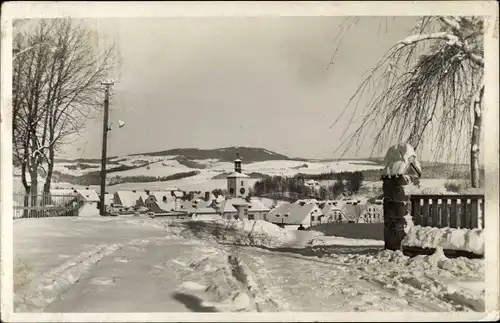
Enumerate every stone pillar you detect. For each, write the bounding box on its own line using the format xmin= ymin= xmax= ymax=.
xmin=382 ymin=174 xmax=410 ymax=251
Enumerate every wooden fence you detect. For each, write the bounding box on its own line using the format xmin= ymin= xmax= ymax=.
xmin=410 ymin=194 xmax=485 ymax=229
xmin=13 ymin=193 xmax=83 ymax=219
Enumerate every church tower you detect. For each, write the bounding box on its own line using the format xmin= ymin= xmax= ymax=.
xmin=226 ymin=152 xmax=249 ymax=198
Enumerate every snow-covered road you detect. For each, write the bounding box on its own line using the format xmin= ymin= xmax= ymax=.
xmin=13 ymin=218 xmax=485 ymax=313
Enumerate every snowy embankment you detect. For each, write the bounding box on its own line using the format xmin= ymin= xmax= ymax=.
xmin=161 ymin=219 xmax=324 ymax=249
xmin=402 ymin=225 xmax=484 ymax=255
xmin=334 ymin=248 xmax=485 ymax=312
xmin=161 ymin=219 xmax=388 ymax=250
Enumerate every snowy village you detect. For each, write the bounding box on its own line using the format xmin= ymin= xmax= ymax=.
xmin=4 ymin=6 xmax=498 ymax=319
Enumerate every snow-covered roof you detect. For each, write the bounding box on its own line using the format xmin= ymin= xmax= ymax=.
xmin=150 ymin=191 xmax=174 ymax=202
xmin=267 ymin=203 xmax=322 ymax=225
xmin=172 ymin=191 xmax=184 ymax=198
xmin=219 ymin=200 xmax=238 ymax=213
xmin=51 ymin=189 xmax=77 ymax=196
xmin=157 ymin=201 xmax=176 ymax=212
xmin=76 ymin=189 xmax=99 ymax=202
xmin=193 ymin=207 xmax=219 ymax=214
xmin=115 ymin=191 xmax=144 ymax=207
xmin=321 ymin=204 xmax=342 ymax=216
xmin=248 ymin=198 xmax=270 ymax=212
xmin=226 ymin=197 xmax=250 ymax=206
xmin=226 ymin=172 xmax=250 ymax=178
xmin=339 ymin=203 xmax=361 ymax=222
xmin=178 ymin=199 xmax=197 ymax=210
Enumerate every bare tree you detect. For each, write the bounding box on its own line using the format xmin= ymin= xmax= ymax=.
xmin=330 ymin=17 xmax=484 ymax=187
xmin=12 ymin=18 xmax=115 ymax=209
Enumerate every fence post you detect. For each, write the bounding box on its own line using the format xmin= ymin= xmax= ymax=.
xmin=382 ymin=174 xmax=410 ymax=251
xmin=23 ymin=194 xmax=29 ymax=218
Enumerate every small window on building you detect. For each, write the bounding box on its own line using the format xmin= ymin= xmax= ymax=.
xmin=311 ymin=216 xmax=315 ymax=221
xmin=248 ymin=214 xmax=254 ymax=220
xmin=241 ymin=181 xmax=244 ymax=186
xmin=229 ymin=188 xmax=235 ymax=195
xmin=240 ymin=188 xmax=246 ymax=195
xmin=163 ymin=196 xmax=167 ymax=202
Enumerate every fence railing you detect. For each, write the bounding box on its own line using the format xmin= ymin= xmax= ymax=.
xmin=13 ymin=193 xmax=83 ymax=219
xmin=410 ymin=194 xmax=485 ymax=229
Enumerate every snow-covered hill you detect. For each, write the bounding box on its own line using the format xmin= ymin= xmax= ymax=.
xmin=53 ymin=154 xmax=383 ymax=178
xmin=14 ymin=147 xmax=384 ymax=192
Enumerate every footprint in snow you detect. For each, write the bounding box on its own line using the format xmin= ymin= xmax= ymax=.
xmin=114 ymin=257 xmax=129 ymax=263
xmin=89 ymin=277 xmax=115 ymax=285
xmin=179 ymin=281 xmax=208 ymax=291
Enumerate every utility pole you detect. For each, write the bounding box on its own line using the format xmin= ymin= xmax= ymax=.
xmin=99 ymin=80 xmax=114 ymax=215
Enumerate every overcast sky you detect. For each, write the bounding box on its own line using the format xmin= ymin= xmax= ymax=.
xmin=61 ymin=16 xmax=432 ymax=160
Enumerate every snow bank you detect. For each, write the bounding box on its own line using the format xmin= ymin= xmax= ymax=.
xmin=342 ymin=248 xmax=483 ymax=277
xmin=162 ymin=219 xmax=323 ymax=249
xmin=337 ymin=248 xmax=484 ymax=311
xmin=402 ymin=226 xmax=484 ymax=255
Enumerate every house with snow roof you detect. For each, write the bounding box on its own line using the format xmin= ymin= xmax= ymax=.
xmin=358 ymin=204 xmax=383 ymax=223
xmin=105 ymin=193 xmax=114 ymax=206
xmin=75 ymin=188 xmax=100 ymax=217
xmin=218 ymin=199 xmax=239 ymax=219
xmin=144 ymin=195 xmax=176 ymax=213
xmin=320 ymin=203 xmax=346 ymax=223
xmin=246 ymin=198 xmax=271 ymax=220
xmin=113 ymin=190 xmax=148 ymax=209
xmin=266 ymin=202 xmax=323 ymax=229
xmin=147 ymin=190 xmax=178 ymax=204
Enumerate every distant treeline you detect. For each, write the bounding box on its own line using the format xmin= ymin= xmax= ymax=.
xmin=51 ymin=164 xmax=199 ymax=186
xmin=252 ymin=171 xmax=364 ymax=200
xmin=64 ymin=163 xmax=100 ymax=170
xmin=174 ymin=157 xmax=208 ymax=169
xmin=287 ymin=164 xmax=484 ymax=182
xmin=108 ymin=171 xmax=200 ymax=186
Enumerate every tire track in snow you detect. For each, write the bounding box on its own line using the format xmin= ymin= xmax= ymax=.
xmin=15 ymin=243 xmax=122 ymax=312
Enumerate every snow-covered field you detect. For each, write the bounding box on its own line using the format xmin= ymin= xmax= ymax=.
xmin=22 ymin=154 xmax=384 ymax=183
xmin=197 ymin=159 xmax=383 ymax=177
xmin=12 ymin=217 xmax=485 ymax=313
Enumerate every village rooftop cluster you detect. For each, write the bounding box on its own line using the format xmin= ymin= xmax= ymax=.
xmin=46 ymin=154 xmax=384 ymax=229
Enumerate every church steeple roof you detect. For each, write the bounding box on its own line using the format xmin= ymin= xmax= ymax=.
xmin=234 ymin=151 xmax=242 ymax=173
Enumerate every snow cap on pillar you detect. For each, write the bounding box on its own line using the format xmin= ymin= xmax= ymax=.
xmin=381 ymin=142 xmax=422 ymax=179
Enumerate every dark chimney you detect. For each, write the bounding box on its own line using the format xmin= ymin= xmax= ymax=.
xmin=145 ymin=189 xmax=150 ymax=195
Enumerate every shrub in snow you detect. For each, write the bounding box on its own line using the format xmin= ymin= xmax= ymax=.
xmin=402 ymin=225 xmax=484 ymax=255
xmin=444 ymin=180 xmax=464 ymax=193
